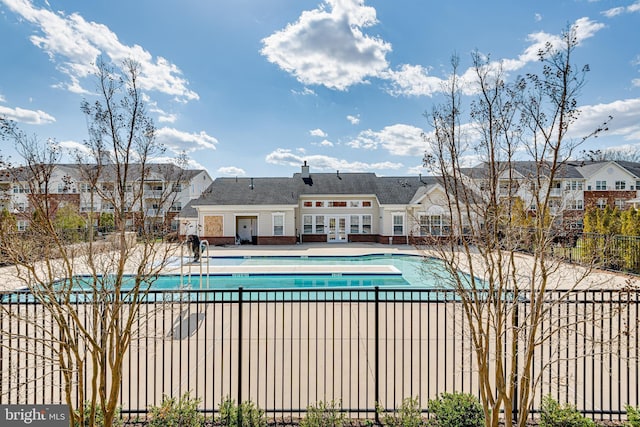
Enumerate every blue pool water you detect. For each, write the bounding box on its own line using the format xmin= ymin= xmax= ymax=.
xmin=3 ymin=254 xmax=464 ymax=301
xmin=172 ymin=254 xmax=450 ymax=290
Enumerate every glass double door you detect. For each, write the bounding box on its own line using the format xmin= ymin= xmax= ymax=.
xmin=327 ymin=216 xmax=347 ymax=242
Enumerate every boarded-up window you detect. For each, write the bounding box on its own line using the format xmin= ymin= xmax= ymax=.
xmin=204 ymin=215 xmax=223 ymax=236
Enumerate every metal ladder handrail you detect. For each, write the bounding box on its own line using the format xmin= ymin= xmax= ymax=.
xmin=179 ymin=238 xmax=210 ymax=289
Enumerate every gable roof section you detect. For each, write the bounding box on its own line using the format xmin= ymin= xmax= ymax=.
xmin=461 ymin=161 xmax=582 ymax=180
xmin=192 ymin=173 xmax=445 ymax=207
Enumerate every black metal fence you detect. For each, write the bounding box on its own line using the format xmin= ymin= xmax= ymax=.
xmin=541 ymin=233 xmax=640 ymax=274
xmin=1 ymin=287 xmax=638 ymax=422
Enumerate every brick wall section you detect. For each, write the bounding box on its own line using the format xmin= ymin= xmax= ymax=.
xmin=584 ymin=190 xmax=636 ymax=209
xmin=256 ymin=236 xmax=297 ymax=245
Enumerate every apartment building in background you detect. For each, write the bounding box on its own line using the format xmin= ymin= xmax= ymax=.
xmin=179 ymin=160 xmax=640 ymax=245
xmin=0 ymin=163 xmax=213 ymax=233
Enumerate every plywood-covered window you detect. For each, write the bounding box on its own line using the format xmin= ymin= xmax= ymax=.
xmin=204 ymin=215 xmax=223 ymax=236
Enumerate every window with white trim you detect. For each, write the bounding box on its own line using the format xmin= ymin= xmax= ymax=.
xmin=615 ymin=181 xmax=626 ymax=190
xmin=315 ymin=215 xmax=325 ymax=233
xmin=596 ymin=180 xmax=607 ymax=190
xmin=273 ymin=214 xmax=284 ymax=236
xmin=350 ymin=215 xmax=359 ymax=233
xmin=17 ymin=220 xmax=28 ymax=231
xmin=392 ymin=214 xmax=404 ymax=235
xmin=596 ymin=198 xmax=607 ymax=209
xmin=362 ymin=215 xmax=372 ymax=233
xmin=303 ymin=215 xmax=313 ymax=233
xmin=569 ymin=199 xmax=584 ymax=210
xmin=565 ymin=180 xmax=583 ymax=190
xmin=419 ymin=215 xmax=450 ymax=236
xmin=615 ymin=199 xmax=626 ymax=210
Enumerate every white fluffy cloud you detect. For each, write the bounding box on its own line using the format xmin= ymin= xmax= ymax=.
xmin=262 ymin=3 xmax=605 ymax=99
xmin=0 ymin=105 xmax=55 ymax=124
xmin=265 ymin=148 xmax=403 ymax=172
xmin=309 ymin=128 xmax=328 ymax=137
xmin=570 ymin=98 xmax=640 ymax=142
xmin=2 ymin=0 xmax=198 ymax=102
xmin=386 ymin=17 xmax=604 ymax=97
xmin=346 ymin=114 xmax=360 ymax=125
xmin=347 ymin=123 xmax=425 ymax=156
xmin=155 ymin=127 xmax=219 ymax=154
xmin=217 ymin=166 xmax=246 ymax=176
xmin=602 ymin=1 xmax=640 ymax=18
xmin=261 ymin=0 xmax=391 ymax=90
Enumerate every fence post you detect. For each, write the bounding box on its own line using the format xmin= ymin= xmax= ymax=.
xmin=238 ymin=286 xmax=243 ymax=417
xmin=374 ymin=286 xmax=380 ymax=425
xmin=513 ymin=291 xmax=519 ymax=424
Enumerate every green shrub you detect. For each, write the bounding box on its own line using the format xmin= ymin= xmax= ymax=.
xmin=427 ymin=392 xmax=483 ymax=427
xmin=217 ymin=396 xmax=266 ymax=427
xmin=148 ymin=392 xmax=204 ymax=427
xmin=378 ymin=396 xmax=425 ymax=426
xmin=540 ymin=395 xmax=594 ymax=427
xmin=74 ymin=401 xmax=123 ymax=427
xmin=300 ymin=399 xmax=346 ymax=427
xmin=626 ymin=405 xmax=640 ymax=427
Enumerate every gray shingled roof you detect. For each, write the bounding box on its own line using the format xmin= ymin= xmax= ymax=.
xmin=462 ymin=161 xmax=583 ymax=179
xmin=188 ymin=173 xmax=444 ymax=211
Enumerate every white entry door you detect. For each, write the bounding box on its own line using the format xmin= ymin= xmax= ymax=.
xmin=327 ymin=216 xmax=347 ymax=242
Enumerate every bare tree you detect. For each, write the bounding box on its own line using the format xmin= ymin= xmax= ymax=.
xmin=422 ymin=25 xmax=622 ymax=427
xmin=0 ymin=58 xmax=186 ymax=426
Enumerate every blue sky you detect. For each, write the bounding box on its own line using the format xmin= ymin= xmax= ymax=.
xmin=0 ymin=0 xmax=639 ymax=178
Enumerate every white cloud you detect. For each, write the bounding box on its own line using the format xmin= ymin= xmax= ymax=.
xmin=155 ymin=127 xmax=218 ymax=154
xmin=569 ymin=98 xmax=640 ymax=142
xmin=347 ymin=123 xmax=425 ymax=156
xmin=217 ymin=166 xmax=246 ymax=177
xmin=57 ymin=139 xmax=90 ymax=157
xmin=145 ymin=96 xmax=178 ymax=123
xmin=534 ymin=13 xmax=543 ymax=22
xmin=0 ymin=105 xmax=56 ymax=124
xmin=633 ymin=78 xmax=640 ymax=88
xmin=261 ymin=0 xmax=391 ymax=90
xmin=291 ymin=87 xmax=317 ymax=96
xmin=386 ymin=17 xmax=605 ymax=98
xmin=265 ymin=148 xmax=403 ymax=172
xmin=2 ymin=0 xmax=198 ymax=102
xmin=384 ymin=64 xmax=446 ymax=97
xmin=311 ymin=139 xmax=334 ymax=147
xmin=0 ymin=93 xmax=6 ymax=103
xmin=157 ymin=113 xmax=177 ymax=124
xmin=346 ymin=114 xmax=360 ymax=125
xmin=309 ymin=128 xmax=327 ymax=137
xmin=602 ymin=1 xmax=640 ymax=17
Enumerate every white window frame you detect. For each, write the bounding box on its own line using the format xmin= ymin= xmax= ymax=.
xmin=615 ymin=181 xmax=626 ymax=190
xmin=362 ymin=215 xmax=372 ymax=233
xmin=272 ymin=213 xmax=284 ymax=236
xmin=303 ymin=215 xmax=313 ymax=234
xmin=569 ymin=199 xmax=584 ymax=210
xmin=596 ymin=180 xmax=607 ymax=191
xmin=350 ymin=215 xmax=360 ymax=233
xmin=392 ymin=213 xmax=404 ymax=236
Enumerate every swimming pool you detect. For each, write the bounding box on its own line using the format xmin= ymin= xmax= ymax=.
xmin=3 ymin=254 xmax=464 ymax=302
xmin=172 ymin=253 xmax=453 ymax=290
